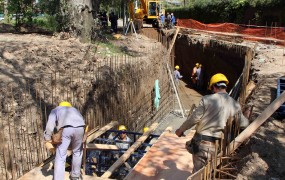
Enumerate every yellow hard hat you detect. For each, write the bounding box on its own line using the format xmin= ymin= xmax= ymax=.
xmin=208 ymin=73 xmax=229 ymax=90
xmin=195 ymin=63 xmax=199 ymax=67
xmin=59 ymin=101 xmax=72 ymax=107
xmin=175 ymin=65 xmax=179 ymax=70
xmin=118 ymin=125 xmax=127 ymax=131
xmin=143 ymin=127 xmax=149 ymax=133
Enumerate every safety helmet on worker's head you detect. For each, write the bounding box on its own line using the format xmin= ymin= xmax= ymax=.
xmin=208 ymin=73 xmax=229 ymax=90
xmin=59 ymin=101 xmax=72 ymax=107
xmin=175 ymin=65 xmax=180 ymax=70
xmin=118 ymin=125 xmax=127 ymax=131
xmin=143 ymin=127 xmax=149 ymax=133
xmin=195 ymin=63 xmax=199 ymax=67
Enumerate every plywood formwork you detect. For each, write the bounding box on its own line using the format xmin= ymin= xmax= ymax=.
xmin=125 ymin=131 xmax=195 ymax=180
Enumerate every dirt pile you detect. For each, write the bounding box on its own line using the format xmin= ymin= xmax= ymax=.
xmin=234 ymin=43 xmax=285 ymax=179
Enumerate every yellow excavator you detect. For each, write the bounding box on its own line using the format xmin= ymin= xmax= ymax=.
xmin=129 ymin=0 xmax=165 ymax=29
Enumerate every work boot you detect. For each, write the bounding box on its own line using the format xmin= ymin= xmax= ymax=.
xmin=69 ymin=177 xmax=79 ymax=180
xmin=69 ymin=175 xmax=82 ymax=180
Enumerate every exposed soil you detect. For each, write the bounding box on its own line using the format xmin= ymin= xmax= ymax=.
xmin=172 ymin=27 xmax=285 ymax=179
xmin=0 ymin=23 xmax=167 ymax=179
xmin=234 ymin=43 xmax=285 ymax=179
xmin=1 ymin=21 xmax=285 ymax=179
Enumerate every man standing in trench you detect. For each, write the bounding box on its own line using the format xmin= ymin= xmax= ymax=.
xmin=173 ymin=65 xmax=183 ymax=86
xmin=175 ymin=73 xmax=249 ymax=173
xmin=44 ymin=101 xmax=85 ymax=180
xmin=191 ymin=63 xmax=199 ymax=88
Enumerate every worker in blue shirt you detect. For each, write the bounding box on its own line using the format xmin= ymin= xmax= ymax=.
xmin=171 ymin=13 xmax=176 ymax=27
xmin=174 ymin=65 xmax=183 ymax=85
xmin=160 ymin=13 xmax=165 ymax=28
xmin=44 ymin=101 xmax=85 ymax=180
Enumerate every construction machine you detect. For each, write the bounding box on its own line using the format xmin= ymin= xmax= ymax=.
xmin=129 ymin=0 xmax=165 ymax=29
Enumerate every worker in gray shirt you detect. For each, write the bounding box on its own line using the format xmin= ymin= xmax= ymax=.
xmin=44 ymin=101 xmax=85 ymax=180
xmin=175 ymin=73 xmax=249 ymax=173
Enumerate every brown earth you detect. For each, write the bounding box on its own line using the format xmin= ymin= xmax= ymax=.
xmin=1 ymin=22 xmax=285 ymax=179
xmin=234 ymin=43 xmax=285 ymax=179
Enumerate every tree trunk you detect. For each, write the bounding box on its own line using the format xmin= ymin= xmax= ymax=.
xmin=64 ymin=0 xmax=97 ymax=42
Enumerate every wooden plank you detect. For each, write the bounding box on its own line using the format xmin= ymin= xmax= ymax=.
xmin=167 ymin=27 xmax=180 ymax=57
xmin=125 ymin=130 xmax=195 ymax=180
xmin=245 ymin=80 xmax=256 ymax=101
xmin=101 ymin=122 xmax=159 ymax=178
xmin=229 ymin=90 xmax=285 ymax=153
xmin=86 ymin=121 xmax=118 ymax=143
xmin=86 ymin=144 xmax=119 ymax=151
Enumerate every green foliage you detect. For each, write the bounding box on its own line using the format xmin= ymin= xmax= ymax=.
xmin=0 ymin=0 xmax=4 ymax=13
xmin=32 ymin=15 xmax=57 ymax=32
xmin=37 ymin=0 xmax=60 ymax=15
xmin=167 ymin=0 xmax=285 ymax=25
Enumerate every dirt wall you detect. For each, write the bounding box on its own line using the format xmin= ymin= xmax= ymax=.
xmin=0 ymin=34 xmax=172 ymax=179
xmin=174 ymin=34 xmax=247 ymax=91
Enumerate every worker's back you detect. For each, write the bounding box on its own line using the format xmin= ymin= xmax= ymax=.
xmin=194 ymin=92 xmax=248 ymax=138
xmin=51 ymin=106 xmax=85 ymax=129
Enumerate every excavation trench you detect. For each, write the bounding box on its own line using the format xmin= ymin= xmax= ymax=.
xmin=168 ymin=31 xmax=253 ymax=112
xmin=174 ymin=35 xmax=246 ymax=91
xmin=0 ymin=30 xmax=254 ymax=179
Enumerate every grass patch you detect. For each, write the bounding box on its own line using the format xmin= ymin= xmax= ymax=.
xmin=96 ymin=41 xmax=123 ymax=56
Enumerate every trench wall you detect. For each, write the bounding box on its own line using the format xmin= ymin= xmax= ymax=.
xmin=0 ymin=45 xmax=173 ymax=179
xmin=174 ymin=34 xmax=249 ymax=92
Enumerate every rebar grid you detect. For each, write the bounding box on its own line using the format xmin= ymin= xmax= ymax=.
xmin=0 ymin=46 xmax=173 ymax=179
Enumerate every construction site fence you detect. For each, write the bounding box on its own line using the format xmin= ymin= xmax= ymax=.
xmin=0 ymin=46 xmax=174 ymax=179
xmin=177 ymin=19 xmax=285 ymax=45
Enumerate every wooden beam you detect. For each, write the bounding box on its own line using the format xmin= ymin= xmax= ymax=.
xmin=229 ymin=90 xmax=285 ymax=153
xmin=101 ymin=122 xmax=159 ymax=178
xmin=245 ymin=80 xmax=256 ymax=101
xmin=86 ymin=144 xmax=119 ymax=151
xmin=167 ymin=27 xmax=180 ymax=57
xmin=86 ymin=121 xmax=118 ymax=143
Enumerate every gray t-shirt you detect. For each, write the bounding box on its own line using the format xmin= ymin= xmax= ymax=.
xmin=44 ymin=106 xmax=85 ymax=141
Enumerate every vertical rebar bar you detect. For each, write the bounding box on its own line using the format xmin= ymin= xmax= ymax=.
xmin=24 ymin=80 xmax=32 ymax=170
xmin=6 ymin=90 xmax=16 ymax=179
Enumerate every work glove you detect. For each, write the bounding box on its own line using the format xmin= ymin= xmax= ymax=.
xmin=45 ymin=141 xmax=56 ymax=154
xmin=175 ymin=129 xmax=185 ymax=137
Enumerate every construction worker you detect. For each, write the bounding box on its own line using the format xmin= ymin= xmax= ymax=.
xmin=196 ymin=64 xmax=204 ymax=90
xmin=109 ymin=11 xmax=118 ymax=33
xmin=191 ymin=63 xmax=199 ymax=88
xmin=171 ymin=13 xmax=176 ymax=27
xmin=159 ymin=13 xmax=165 ymax=28
xmin=175 ymin=73 xmax=249 ymax=173
xmin=44 ymin=101 xmax=85 ymax=180
xmin=114 ymin=125 xmax=131 ymax=149
xmin=166 ymin=12 xmax=172 ymax=29
xmin=173 ymin=65 xmax=183 ymax=86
